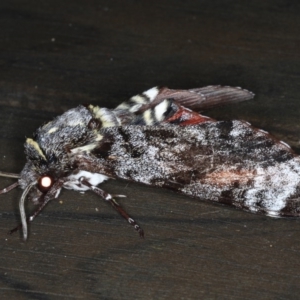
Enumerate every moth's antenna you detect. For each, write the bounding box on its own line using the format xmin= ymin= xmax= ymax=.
xmin=0 ymin=171 xmax=20 ymax=179
xmin=19 ymin=181 xmax=37 ymax=241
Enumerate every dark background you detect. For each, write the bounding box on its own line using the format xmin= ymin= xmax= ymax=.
xmin=0 ymin=1 xmax=300 ymax=299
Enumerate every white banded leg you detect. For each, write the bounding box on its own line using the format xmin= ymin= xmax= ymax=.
xmin=0 ymin=182 xmax=19 ymax=194
xmin=79 ymin=177 xmax=144 ymax=237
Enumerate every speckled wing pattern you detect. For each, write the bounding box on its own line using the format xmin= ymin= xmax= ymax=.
xmin=73 ymin=86 xmax=300 ymax=218
xmin=73 ymin=120 xmax=300 ymax=218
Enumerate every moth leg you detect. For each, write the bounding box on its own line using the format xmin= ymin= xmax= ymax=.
xmin=0 ymin=182 xmax=19 ymax=194
xmin=108 ymin=198 xmax=144 ymax=238
xmin=9 ymin=194 xmax=51 ymax=235
xmin=79 ymin=177 xmax=144 ymax=238
xmin=9 ymin=217 xmax=29 ymax=235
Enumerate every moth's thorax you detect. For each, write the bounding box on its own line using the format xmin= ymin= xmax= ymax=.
xmin=23 ymin=106 xmax=93 ymax=174
xmin=19 ymin=105 xmax=116 ymax=195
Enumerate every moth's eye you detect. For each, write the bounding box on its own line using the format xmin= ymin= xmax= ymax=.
xmin=38 ymin=176 xmax=54 ymax=192
xmin=88 ymin=118 xmax=102 ymax=130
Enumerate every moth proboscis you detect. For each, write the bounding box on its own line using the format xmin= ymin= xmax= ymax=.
xmin=1 ymin=85 xmax=299 ymax=241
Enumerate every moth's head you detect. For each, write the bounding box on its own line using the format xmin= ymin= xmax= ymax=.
xmin=8 ymin=105 xmax=102 ymax=240
xmin=18 ymin=138 xmax=66 ymax=204
xmin=17 ymin=140 xmax=66 ymax=240
xmin=19 ymin=161 xmax=58 ymax=204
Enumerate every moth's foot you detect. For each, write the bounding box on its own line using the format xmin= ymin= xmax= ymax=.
xmin=8 ymin=223 xmax=22 ymax=235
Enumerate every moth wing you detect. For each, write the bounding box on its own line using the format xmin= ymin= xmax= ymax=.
xmin=126 ymin=98 xmax=214 ymax=126
xmin=75 ymin=121 xmax=300 ymax=218
xmin=113 ymin=86 xmax=254 ymax=126
xmin=115 ymin=86 xmax=254 ymax=116
xmin=152 ymin=85 xmax=255 ymax=111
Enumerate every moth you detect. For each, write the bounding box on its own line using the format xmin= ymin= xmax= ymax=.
xmin=1 ymin=85 xmax=299 ymax=240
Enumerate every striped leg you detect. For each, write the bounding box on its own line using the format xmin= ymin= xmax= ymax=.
xmin=79 ymin=177 xmax=144 ymax=238
xmin=0 ymin=182 xmax=19 ymax=194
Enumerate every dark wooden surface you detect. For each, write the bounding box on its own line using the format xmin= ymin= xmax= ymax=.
xmin=0 ymin=1 xmax=300 ymax=299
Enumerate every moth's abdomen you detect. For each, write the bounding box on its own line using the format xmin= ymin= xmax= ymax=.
xmin=180 ymin=156 xmax=300 ymax=217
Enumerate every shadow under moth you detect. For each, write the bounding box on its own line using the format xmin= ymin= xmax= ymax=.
xmin=0 ymin=85 xmax=298 ymax=240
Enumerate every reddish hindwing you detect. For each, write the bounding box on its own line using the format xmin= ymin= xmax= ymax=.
xmin=163 ymin=105 xmax=215 ymax=126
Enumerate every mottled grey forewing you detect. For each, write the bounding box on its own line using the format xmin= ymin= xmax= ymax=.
xmin=76 ymin=122 xmax=300 ymax=217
